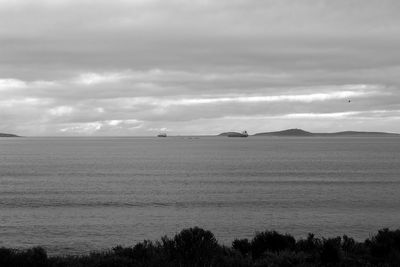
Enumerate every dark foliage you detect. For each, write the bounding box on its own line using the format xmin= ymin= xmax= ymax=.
xmin=0 ymin=246 xmax=47 ymax=267
xmin=295 ymin=233 xmax=321 ymax=254
xmin=1 ymin=227 xmax=400 ymax=267
xmin=320 ymin=237 xmax=343 ymax=265
xmin=367 ymin=228 xmax=400 ymax=265
xmin=251 ymin=231 xmax=296 ymax=258
xmin=232 ymin=238 xmax=251 ymax=256
xmin=173 ymin=227 xmax=220 ymax=266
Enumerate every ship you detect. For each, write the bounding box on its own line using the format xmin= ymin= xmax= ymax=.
xmin=157 ymin=133 xmax=167 ymax=137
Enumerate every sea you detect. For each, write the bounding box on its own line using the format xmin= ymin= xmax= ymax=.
xmin=1 ymin=136 xmax=399 ymax=254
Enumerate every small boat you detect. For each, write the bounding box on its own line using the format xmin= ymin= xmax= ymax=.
xmin=157 ymin=133 xmax=167 ymax=137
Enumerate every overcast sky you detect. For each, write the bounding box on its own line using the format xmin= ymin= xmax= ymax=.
xmin=1 ymin=0 xmax=400 ymax=136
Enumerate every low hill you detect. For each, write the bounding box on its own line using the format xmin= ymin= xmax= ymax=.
xmin=0 ymin=133 xmax=19 ymax=137
xmin=324 ymin=131 xmax=398 ymax=136
xmin=254 ymin=129 xmax=313 ymax=136
xmin=254 ymin=129 xmax=399 ymax=137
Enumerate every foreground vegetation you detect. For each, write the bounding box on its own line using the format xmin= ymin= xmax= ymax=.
xmin=1 ymin=227 xmax=400 ymax=266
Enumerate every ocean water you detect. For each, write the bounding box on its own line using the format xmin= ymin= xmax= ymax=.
xmin=0 ymin=136 xmax=399 ymax=254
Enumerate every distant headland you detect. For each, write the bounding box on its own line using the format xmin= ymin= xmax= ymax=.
xmin=219 ymin=128 xmax=399 ymax=137
xmin=0 ymin=132 xmax=19 ymax=137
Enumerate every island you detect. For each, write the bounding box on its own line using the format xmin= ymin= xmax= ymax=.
xmin=218 ymin=128 xmax=399 ymax=137
xmin=219 ymin=131 xmax=249 ymax=137
xmin=253 ymin=128 xmax=400 ymax=137
xmin=0 ymin=132 xmax=19 ymax=137
xmin=254 ymin=128 xmax=313 ymax=136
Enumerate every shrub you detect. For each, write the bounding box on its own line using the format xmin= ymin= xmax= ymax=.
xmin=320 ymin=237 xmax=343 ymax=265
xmin=254 ymin=250 xmax=309 ymax=267
xmin=251 ymin=231 xmax=296 ymax=259
xmin=0 ymin=246 xmax=48 ymax=267
xmin=232 ymin=238 xmax=251 ymax=256
xmin=213 ymin=246 xmax=252 ymax=267
xmin=95 ymin=255 xmax=133 ymax=267
xmin=0 ymin=247 xmax=14 ymax=267
xmin=172 ymin=227 xmax=220 ymax=266
xmin=295 ymin=233 xmax=321 ymax=254
xmin=131 ymin=240 xmax=158 ymax=262
xmin=367 ymin=228 xmax=400 ymax=265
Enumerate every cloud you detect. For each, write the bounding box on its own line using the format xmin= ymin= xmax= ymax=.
xmin=0 ymin=0 xmax=399 ymax=135
xmin=75 ymin=72 xmax=131 ymax=85
xmin=155 ymin=88 xmax=374 ymax=106
xmin=48 ymin=106 xmax=74 ymax=116
xmin=0 ymin=79 xmax=27 ymax=90
xmin=58 ymin=119 xmax=143 ymax=135
xmin=0 ymin=68 xmax=398 ymax=135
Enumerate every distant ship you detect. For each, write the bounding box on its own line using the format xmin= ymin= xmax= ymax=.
xmin=227 ymin=131 xmax=248 ymax=137
xmin=157 ymin=133 xmax=167 ymax=137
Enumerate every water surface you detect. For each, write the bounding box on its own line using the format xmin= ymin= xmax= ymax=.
xmin=1 ymin=136 xmax=399 ymax=254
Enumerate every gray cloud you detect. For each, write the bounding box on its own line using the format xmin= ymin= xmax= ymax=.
xmin=0 ymin=0 xmax=400 ymax=135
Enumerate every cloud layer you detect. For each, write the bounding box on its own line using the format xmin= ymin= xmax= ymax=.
xmin=1 ymin=0 xmax=400 ymax=135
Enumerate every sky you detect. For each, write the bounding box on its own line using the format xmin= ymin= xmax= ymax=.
xmin=1 ymin=0 xmax=400 ymax=136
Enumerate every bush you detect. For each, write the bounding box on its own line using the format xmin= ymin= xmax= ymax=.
xmin=320 ymin=237 xmax=343 ymax=265
xmin=172 ymin=227 xmax=220 ymax=266
xmin=367 ymin=228 xmax=400 ymax=265
xmin=295 ymin=233 xmax=321 ymax=254
xmin=213 ymin=246 xmax=252 ymax=267
xmin=0 ymin=246 xmax=48 ymax=267
xmin=0 ymin=247 xmax=14 ymax=267
xmin=251 ymin=231 xmax=296 ymax=259
xmin=232 ymin=238 xmax=251 ymax=256
xmin=254 ymin=250 xmax=309 ymax=267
